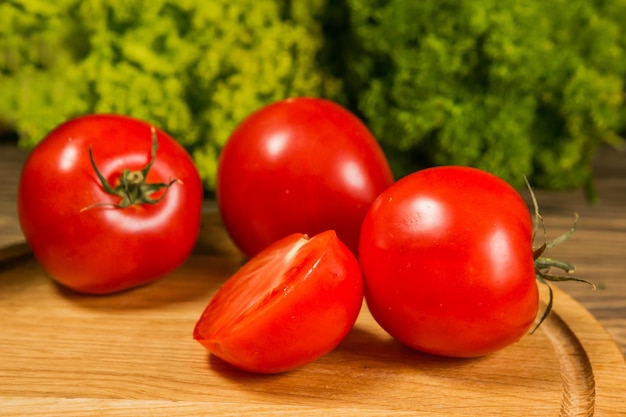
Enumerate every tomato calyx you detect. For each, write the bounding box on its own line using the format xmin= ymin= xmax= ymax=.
xmin=526 ymin=179 xmax=596 ymax=332
xmin=82 ymin=126 xmax=180 ymax=210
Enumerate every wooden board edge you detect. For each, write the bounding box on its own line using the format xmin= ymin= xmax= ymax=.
xmin=548 ymin=286 xmax=626 ymax=416
xmin=0 ymin=242 xmax=30 ymax=265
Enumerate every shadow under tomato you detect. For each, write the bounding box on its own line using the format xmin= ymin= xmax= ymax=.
xmin=207 ymin=353 xmax=292 ymax=381
xmin=329 ymin=324 xmax=481 ymax=372
xmin=206 ymin=353 xmax=308 ymax=403
xmin=200 ymin=324 xmax=482 ymax=391
xmin=201 ymin=322 xmax=485 ymax=405
xmin=53 ymin=253 xmax=243 ymax=311
xmin=0 ymin=252 xmax=45 ymax=297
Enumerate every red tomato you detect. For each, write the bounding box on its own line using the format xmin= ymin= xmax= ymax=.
xmin=193 ymin=230 xmax=363 ymax=374
xmin=216 ymin=97 xmax=394 ymax=258
xmin=17 ymin=114 xmax=203 ymax=294
xmin=359 ymin=166 xmax=538 ymax=358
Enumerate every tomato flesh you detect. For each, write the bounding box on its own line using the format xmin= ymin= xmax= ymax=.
xmin=194 ymin=230 xmax=364 ymax=374
xmin=359 ymin=166 xmax=538 ymax=358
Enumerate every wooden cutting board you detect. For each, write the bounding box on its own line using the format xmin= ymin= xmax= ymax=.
xmin=1 ymin=213 xmax=625 ymax=417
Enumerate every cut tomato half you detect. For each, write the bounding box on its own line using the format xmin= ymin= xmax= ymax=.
xmin=193 ymin=230 xmax=364 ymax=374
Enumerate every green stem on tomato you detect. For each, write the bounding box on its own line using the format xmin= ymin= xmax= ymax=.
xmin=525 ymin=177 xmax=596 ymax=333
xmin=81 ymin=126 xmax=180 ymax=211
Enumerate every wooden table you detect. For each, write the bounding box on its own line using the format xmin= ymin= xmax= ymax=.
xmin=1 ymin=142 xmax=625 ymax=415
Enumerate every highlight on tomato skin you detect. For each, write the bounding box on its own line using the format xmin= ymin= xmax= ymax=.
xmin=193 ymin=230 xmax=364 ymax=374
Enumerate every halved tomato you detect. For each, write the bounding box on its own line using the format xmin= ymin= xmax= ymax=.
xmin=193 ymin=230 xmax=363 ymax=374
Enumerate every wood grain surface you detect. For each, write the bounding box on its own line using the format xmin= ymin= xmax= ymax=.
xmin=0 ymin=212 xmax=625 ymax=416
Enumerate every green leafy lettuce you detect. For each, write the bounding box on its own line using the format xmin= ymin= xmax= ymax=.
xmin=0 ymin=0 xmax=340 ymax=189
xmin=338 ymin=0 xmax=626 ymax=191
xmin=2 ymin=0 xmax=625 ymax=192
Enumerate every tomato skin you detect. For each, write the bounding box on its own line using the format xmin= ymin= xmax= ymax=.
xmin=193 ymin=230 xmax=363 ymax=374
xmin=217 ymin=97 xmax=394 ymax=258
xmin=359 ymin=166 xmax=538 ymax=358
xmin=17 ymin=114 xmax=203 ymax=295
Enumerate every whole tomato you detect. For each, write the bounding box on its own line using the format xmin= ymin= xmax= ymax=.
xmin=359 ymin=166 xmax=538 ymax=358
xmin=216 ymin=97 xmax=394 ymax=258
xmin=194 ymin=230 xmax=364 ymax=374
xmin=17 ymin=114 xmax=203 ymax=294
